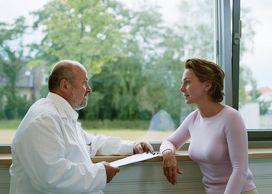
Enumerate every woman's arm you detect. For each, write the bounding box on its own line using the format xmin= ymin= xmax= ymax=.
xmin=224 ymin=111 xmax=249 ymax=194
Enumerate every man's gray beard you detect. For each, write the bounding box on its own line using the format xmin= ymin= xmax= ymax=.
xmin=74 ymin=98 xmax=88 ymax=111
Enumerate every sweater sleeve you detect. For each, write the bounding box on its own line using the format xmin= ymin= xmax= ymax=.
xmin=160 ymin=112 xmax=193 ymax=154
xmin=224 ymin=111 xmax=249 ymax=194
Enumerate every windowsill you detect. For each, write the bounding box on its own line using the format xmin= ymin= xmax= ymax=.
xmin=1 ymin=148 xmax=272 ymax=166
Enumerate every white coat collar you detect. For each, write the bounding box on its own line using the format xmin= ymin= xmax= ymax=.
xmin=47 ymin=92 xmax=79 ymax=122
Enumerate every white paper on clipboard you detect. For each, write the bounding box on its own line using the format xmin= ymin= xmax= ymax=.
xmin=110 ymin=152 xmax=160 ymax=167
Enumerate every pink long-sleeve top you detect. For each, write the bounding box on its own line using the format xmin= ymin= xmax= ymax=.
xmin=160 ymin=105 xmax=256 ymax=194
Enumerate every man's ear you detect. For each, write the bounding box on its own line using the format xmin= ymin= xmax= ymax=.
xmin=59 ymin=79 xmax=71 ymax=92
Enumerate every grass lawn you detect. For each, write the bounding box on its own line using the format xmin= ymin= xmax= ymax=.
xmin=0 ymin=120 xmax=172 ymax=144
xmin=0 ymin=129 xmax=171 ymax=144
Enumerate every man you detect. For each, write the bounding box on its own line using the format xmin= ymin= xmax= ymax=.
xmin=9 ymin=60 xmax=153 ymax=194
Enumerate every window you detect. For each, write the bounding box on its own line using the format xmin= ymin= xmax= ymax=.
xmin=1 ymin=0 xmax=270 ymax=146
xmin=239 ymin=0 xmax=272 ymax=130
xmin=0 ymin=0 xmax=216 ymax=144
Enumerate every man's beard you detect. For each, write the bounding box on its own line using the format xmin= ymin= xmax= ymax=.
xmin=74 ymin=96 xmax=88 ymax=111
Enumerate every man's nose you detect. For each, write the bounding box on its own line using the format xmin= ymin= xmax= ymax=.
xmin=87 ymin=84 xmax=92 ymax=93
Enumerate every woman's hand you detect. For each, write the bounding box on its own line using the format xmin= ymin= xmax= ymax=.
xmin=162 ymin=149 xmax=182 ymax=185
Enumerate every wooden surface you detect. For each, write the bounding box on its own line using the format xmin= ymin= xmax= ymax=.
xmin=1 ymin=148 xmax=272 ymax=166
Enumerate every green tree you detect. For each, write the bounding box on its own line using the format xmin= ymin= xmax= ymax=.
xmin=0 ymin=17 xmax=30 ymax=119
xmin=87 ymin=0 xmax=215 ymax=122
xmin=28 ymin=0 xmax=256 ymax=124
xmin=83 ymin=3 xmax=169 ymax=120
xmin=32 ymin=0 xmax=126 ymax=75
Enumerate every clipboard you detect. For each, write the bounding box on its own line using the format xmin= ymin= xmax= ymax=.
xmin=110 ymin=152 xmax=160 ymax=167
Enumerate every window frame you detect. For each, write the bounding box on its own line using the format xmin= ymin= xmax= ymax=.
xmin=229 ymin=0 xmax=272 ymax=140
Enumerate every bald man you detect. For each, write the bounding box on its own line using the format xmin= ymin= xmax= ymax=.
xmin=9 ymin=60 xmax=153 ymax=194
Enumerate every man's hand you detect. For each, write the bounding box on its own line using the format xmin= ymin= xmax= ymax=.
xmin=102 ymin=162 xmax=120 ymax=183
xmin=162 ymin=149 xmax=182 ymax=185
xmin=133 ymin=141 xmax=154 ymax=154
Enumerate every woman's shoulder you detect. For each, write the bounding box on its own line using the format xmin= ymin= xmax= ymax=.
xmin=221 ymin=105 xmax=245 ymax=124
xmin=187 ymin=109 xmax=199 ymax=118
xmin=222 ymin=105 xmax=241 ymax=116
xmin=183 ymin=109 xmax=200 ymax=123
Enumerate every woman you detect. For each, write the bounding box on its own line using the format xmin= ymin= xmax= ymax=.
xmin=160 ymin=58 xmax=258 ymax=194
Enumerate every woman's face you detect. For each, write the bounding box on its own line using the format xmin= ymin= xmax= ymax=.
xmin=180 ymin=69 xmax=210 ymax=105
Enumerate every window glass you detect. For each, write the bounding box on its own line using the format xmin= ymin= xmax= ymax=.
xmin=0 ymin=0 xmax=215 ymax=144
xmin=240 ymin=0 xmax=272 ymax=130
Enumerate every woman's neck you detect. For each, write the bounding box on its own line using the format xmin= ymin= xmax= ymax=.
xmin=197 ymin=102 xmax=224 ymax=118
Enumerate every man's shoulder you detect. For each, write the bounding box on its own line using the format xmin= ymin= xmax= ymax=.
xmin=32 ymin=97 xmax=54 ymax=110
xmin=28 ymin=98 xmax=59 ymax=118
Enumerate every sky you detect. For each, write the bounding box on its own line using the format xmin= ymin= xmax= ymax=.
xmin=0 ymin=0 xmax=271 ymax=89
xmin=0 ymin=0 xmax=48 ymax=22
xmin=240 ymin=0 xmax=272 ymax=88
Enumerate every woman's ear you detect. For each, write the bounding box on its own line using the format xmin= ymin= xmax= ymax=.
xmin=204 ymin=81 xmax=212 ymax=92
